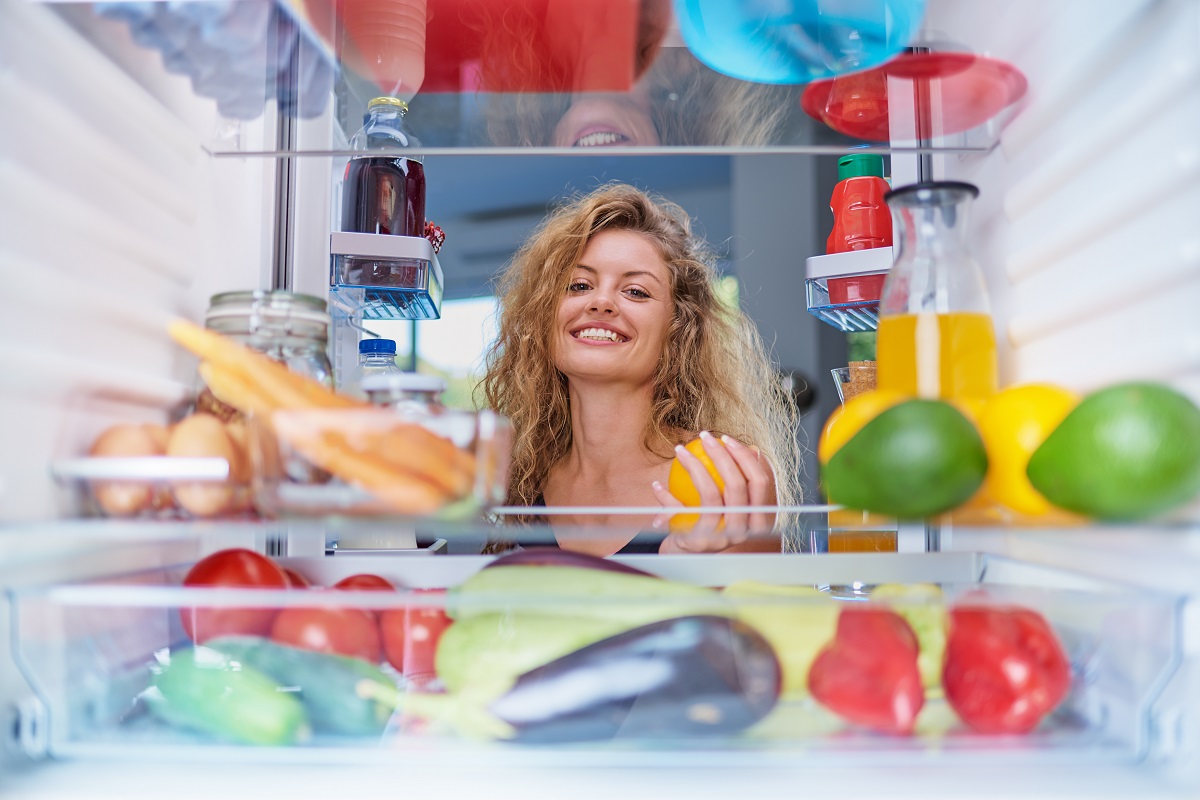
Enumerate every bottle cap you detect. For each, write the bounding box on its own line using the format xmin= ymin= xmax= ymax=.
xmin=361 ymin=373 xmax=447 ymax=395
xmin=367 ymin=97 xmax=408 ymax=113
xmin=359 ymin=338 xmax=398 ymax=355
xmin=837 ymin=153 xmax=886 ymax=180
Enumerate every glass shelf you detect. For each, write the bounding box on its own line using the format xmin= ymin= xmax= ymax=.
xmin=49 ymin=1 xmax=1012 ymax=158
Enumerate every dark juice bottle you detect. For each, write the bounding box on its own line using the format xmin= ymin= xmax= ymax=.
xmin=342 ymin=96 xmax=425 ymax=238
xmin=342 ymin=155 xmax=425 ymax=237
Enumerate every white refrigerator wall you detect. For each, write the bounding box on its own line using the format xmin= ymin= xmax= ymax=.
xmin=0 ymin=1 xmax=274 ymax=521
xmin=922 ymin=0 xmax=1200 ymax=401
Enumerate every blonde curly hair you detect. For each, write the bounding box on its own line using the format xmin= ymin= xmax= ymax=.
xmin=479 ymin=183 xmax=802 ymax=511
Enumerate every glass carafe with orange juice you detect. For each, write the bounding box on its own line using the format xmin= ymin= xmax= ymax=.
xmin=876 ymin=181 xmax=998 ymax=404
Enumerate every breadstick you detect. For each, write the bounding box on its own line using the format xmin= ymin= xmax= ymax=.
xmin=169 ymin=318 xmax=360 ymax=411
xmin=285 ymin=430 xmax=452 ymax=514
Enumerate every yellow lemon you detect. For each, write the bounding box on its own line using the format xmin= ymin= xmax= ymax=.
xmin=818 ymin=389 xmax=908 ymax=464
xmin=977 ymin=383 xmax=1079 ymax=517
xmin=667 ymin=437 xmax=725 ymax=507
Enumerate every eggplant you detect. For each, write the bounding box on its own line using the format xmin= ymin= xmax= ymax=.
xmin=489 ymin=615 xmax=781 ymax=743
xmin=485 ymin=546 xmax=656 ymax=577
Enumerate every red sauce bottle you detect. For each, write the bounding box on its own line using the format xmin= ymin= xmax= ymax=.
xmin=826 ymin=153 xmax=892 ymax=254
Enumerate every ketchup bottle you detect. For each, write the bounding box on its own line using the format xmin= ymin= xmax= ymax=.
xmin=826 ymin=153 xmax=892 ymax=254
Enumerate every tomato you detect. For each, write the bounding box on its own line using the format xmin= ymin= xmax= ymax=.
xmin=379 ymin=588 xmax=452 ymax=677
xmin=281 ymin=567 xmax=311 ymax=588
xmin=807 ymin=606 xmax=924 ymax=735
xmin=270 ymin=600 xmax=383 ymax=663
xmin=943 ymin=605 xmax=1071 ymax=734
xmin=180 ymin=548 xmax=289 ymax=643
xmin=333 ymin=574 xmax=396 ymax=591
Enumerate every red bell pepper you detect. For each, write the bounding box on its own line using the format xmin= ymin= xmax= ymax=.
xmin=807 ymin=606 xmax=924 ymax=735
xmin=942 ymin=605 xmax=1071 ymax=734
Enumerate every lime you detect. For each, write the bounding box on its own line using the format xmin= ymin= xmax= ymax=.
xmin=821 ymin=399 xmax=988 ymax=519
xmin=1026 ymin=382 xmax=1200 ymax=520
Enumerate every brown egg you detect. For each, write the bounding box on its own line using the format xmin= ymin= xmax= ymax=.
xmin=167 ymin=413 xmax=237 ymax=517
xmin=88 ymin=423 xmax=165 ymax=516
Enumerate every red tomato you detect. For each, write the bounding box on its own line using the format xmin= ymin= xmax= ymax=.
xmin=333 ymin=574 xmax=396 ymax=591
xmin=180 ymin=548 xmax=288 ymax=643
xmin=943 ymin=605 xmax=1071 ymax=734
xmin=271 ymin=601 xmax=383 ymax=663
xmin=333 ymin=573 xmax=396 ymax=621
xmin=807 ymin=606 xmax=924 ymax=735
xmin=282 ymin=567 xmax=311 ymax=588
xmin=379 ymin=588 xmax=452 ymax=677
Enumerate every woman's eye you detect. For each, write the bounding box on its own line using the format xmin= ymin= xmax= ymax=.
xmin=626 ymin=288 xmax=651 ymax=299
xmin=568 ymin=282 xmax=591 ymax=293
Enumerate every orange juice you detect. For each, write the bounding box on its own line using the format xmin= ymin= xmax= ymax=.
xmin=876 ymin=311 xmax=997 ymax=401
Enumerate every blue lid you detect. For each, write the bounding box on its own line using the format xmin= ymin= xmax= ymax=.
xmin=359 ymin=338 xmax=397 ymax=355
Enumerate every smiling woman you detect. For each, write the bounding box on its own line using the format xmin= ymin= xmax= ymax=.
xmin=479 ymin=183 xmax=802 ymax=553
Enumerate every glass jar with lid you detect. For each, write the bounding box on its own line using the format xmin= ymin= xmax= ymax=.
xmin=197 ymin=290 xmax=333 ymax=420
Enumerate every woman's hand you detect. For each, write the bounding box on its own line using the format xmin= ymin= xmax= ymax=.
xmin=649 ymin=431 xmax=778 ymax=549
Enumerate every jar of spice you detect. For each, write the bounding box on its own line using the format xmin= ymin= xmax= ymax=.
xmin=197 ymin=290 xmax=333 ymax=420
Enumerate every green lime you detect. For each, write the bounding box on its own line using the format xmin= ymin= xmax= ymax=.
xmin=821 ymin=399 xmax=988 ymax=519
xmin=1026 ymin=382 xmax=1200 ymax=520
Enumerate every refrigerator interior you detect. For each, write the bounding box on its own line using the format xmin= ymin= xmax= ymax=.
xmin=2 ymin=0 xmax=1200 ymax=796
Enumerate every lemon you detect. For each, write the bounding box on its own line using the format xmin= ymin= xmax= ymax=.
xmin=818 ymin=389 xmax=908 ymax=464
xmin=1027 ymin=382 xmax=1200 ymax=520
xmin=821 ymin=399 xmax=988 ymax=519
xmin=667 ymin=437 xmax=725 ymax=507
xmin=977 ymin=383 xmax=1079 ymax=517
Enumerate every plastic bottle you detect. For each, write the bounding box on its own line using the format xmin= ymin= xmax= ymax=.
xmin=341 ymin=97 xmax=426 ymax=238
xmin=827 ymin=153 xmax=892 ymax=255
xmin=342 ymin=338 xmax=404 ymax=398
xmin=337 ymin=0 xmax=427 ymax=98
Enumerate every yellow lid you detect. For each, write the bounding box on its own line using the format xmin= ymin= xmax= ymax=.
xmin=367 ymin=96 xmax=408 ymax=112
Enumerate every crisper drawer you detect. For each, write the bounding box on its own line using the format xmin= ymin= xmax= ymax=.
xmin=6 ymin=550 xmax=1183 ymax=767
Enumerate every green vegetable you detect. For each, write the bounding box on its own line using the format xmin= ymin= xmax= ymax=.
xmin=447 ymin=564 xmax=723 ymax=623
xmin=147 ymin=645 xmax=309 ymax=746
xmin=206 ymin=635 xmax=396 ymax=737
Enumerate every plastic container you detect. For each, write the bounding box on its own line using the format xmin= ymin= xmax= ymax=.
xmin=672 ymin=0 xmax=927 ymax=84
xmin=362 ymin=372 xmax=447 ymax=416
xmin=341 ymin=97 xmax=426 ymax=239
xmin=338 ymin=0 xmax=427 ymax=97
xmin=8 ymin=544 xmax=1183 ymax=763
xmin=876 ymin=182 xmax=998 ymax=403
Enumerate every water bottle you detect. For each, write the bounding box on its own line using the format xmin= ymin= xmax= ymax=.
xmin=361 ymin=373 xmax=447 ymax=418
xmin=342 ymin=338 xmax=404 ymax=398
xmin=341 ymin=97 xmax=426 ymax=238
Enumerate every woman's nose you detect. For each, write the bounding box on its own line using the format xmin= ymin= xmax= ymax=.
xmin=589 ymin=294 xmax=616 ymax=314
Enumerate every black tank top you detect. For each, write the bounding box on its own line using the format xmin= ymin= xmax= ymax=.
xmin=529 ymin=494 xmax=667 ymax=554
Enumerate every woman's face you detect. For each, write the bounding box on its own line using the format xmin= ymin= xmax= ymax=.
xmin=552 ymin=229 xmax=674 ymax=387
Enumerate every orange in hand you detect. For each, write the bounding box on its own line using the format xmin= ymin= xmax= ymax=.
xmin=667 ymin=437 xmax=725 ymax=507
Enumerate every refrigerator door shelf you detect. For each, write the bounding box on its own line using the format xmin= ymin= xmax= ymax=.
xmin=7 ymin=538 xmax=1183 ymax=767
xmin=329 ymin=232 xmax=444 ymax=321
xmin=805 ymin=248 xmax=894 ymax=332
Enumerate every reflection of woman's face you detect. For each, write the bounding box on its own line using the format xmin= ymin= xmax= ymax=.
xmin=553 ymin=91 xmax=661 ymax=148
